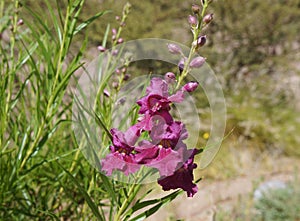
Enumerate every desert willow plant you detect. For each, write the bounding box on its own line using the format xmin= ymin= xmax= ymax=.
xmin=74 ymin=0 xmax=215 ymax=220
xmin=0 ymin=0 xmax=214 ymax=220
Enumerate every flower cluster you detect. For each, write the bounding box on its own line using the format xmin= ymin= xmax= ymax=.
xmin=101 ymin=77 xmax=200 ymax=197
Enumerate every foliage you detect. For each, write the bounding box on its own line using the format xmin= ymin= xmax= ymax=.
xmin=215 ymin=178 xmax=300 ymax=221
xmin=253 ymin=182 xmax=300 ymax=221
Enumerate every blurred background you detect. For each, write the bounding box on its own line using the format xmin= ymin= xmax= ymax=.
xmin=2 ymin=0 xmax=300 ymax=220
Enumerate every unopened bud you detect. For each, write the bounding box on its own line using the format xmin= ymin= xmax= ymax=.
xmin=112 ymin=49 xmax=118 ymax=56
xmin=17 ymin=19 xmax=24 ymax=26
xmin=123 ymin=73 xmax=130 ymax=81
xmin=103 ymin=89 xmax=110 ymax=97
xmin=203 ymin=13 xmax=213 ymax=24
xmin=192 ymin=4 xmax=201 ymax=14
xmin=112 ymin=81 xmax=119 ymax=89
xmin=190 ymin=56 xmax=206 ymax=68
xmin=164 ymin=72 xmax=176 ymax=84
xmin=197 ymin=35 xmax=207 ymax=47
xmin=115 ymin=69 xmax=121 ymax=75
xmin=117 ymin=38 xmax=124 ymax=44
xmin=112 ymin=28 xmax=117 ymax=35
xmin=115 ymin=16 xmax=120 ymax=21
xmin=120 ymin=22 xmax=126 ymax=27
xmin=97 ymin=45 xmax=106 ymax=52
xmin=121 ymin=67 xmax=127 ymax=73
xmin=188 ymin=15 xmax=197 ymax=26
xmin=167 ymin=43 xmax=182 ymax=54
xmin=183 ymin=81 xmax=199 ymax=92
xmin=178 ymin=59 xmax=185 ymax=74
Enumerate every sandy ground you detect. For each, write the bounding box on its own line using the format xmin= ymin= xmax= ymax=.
xmin=143 ymin=157 xmax=300 ymax=221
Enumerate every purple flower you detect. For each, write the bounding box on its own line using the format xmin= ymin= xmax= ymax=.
xmin=158 ymin=149 xmax=199 ymax=197
xmin=101 ymin=125 xmax=141 ymax=175
xmin=137 ymin=78 xmax=184 ymax=121
xmin=134 ymin=120 xmax=189 ymax=176
xmin=150 ymin=120 xmax=188 ymax=149
xmin=135 ymin=140 xmax=182 ymax=177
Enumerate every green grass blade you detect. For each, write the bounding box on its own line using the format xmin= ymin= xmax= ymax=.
xmin=74 ymin=11 xmax=110 ymax=35
xmin=56 ymin=162 xmax=105 ymax=221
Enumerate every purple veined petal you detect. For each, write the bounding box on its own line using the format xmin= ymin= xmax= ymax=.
xmin=190 ymin=56 xmax=206 ymax=68
xmin=101 ymin=153 xmax=125 ymax=176
xmin=136 ymin=96 xmax=149 ymax=114
xmin=146 ymin=78 xmax=169 ymax=97
xmin=101 ymin=152 xmax=141 ymax=176
xmin=110 ymin=128 xmax=135 ymax=154
xmin=124 ymin=124 xmax=142 ymax=146
xmin=146 ymin=147 xmax=182 ymax=177
xmin=122 ymin=155 xmax=141 ymax=176
xmin=135 ymin=141 xmax=158 ymax=163
xmin=182 ymin=81 xmax=199 ymax=92
xmin=168 ymin=90 xmax=184 ymax=103
xmin=157 ymin=148 xmax=199 ymax=197
xmin=167 ymin=43 xmax=182 ymax=54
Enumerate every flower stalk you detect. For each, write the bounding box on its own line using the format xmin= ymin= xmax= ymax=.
xmin=176 ymin=0 xmax=210 ymax=90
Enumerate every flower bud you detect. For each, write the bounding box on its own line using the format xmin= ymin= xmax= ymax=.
xmin=115 ymin=16 xmax=120 ymax=21
xmin=103 ymin=89 xmax=110 ymax=97
xmin=115 ymin=69 xmax=121 ymax=75
xmin=112 ymin=49 xmax=118 ymax=56
xmin=178 ymin=59 xmax=185 ymax=74
xmin=164 ymin=72 xmax=176 ymax=84
xmin=123 ymin=73 xmax=130 ymax=81
xmin=190 ymin=56 xmax=206 ymax=68
xmin=97 ymin=45 xmax=106 ymax=52
xmin=183 ymin=81 xmax=199 ymax=92
xmin=117 ymin=38 xmax=124 ymax=44
xmin=112 ymin=81 xmax=119 ymax=89
xmin=203 ymin=13 xmax=213 ymax=24
xmin=121 ymin=67 xmax=127 ymax=73
xmin=192 ymin=4 xmax=201 ymax=14
xmin=188 ymin=15 xmax=197 ymax=26
xmin=112 ymin=28 xmax=117 ymax=35
xmin=17 ymin=19 xmax=24 ymax=26
xmin=197 ymin=35 xmax=206 ymax=47
xmin=167 ymin=43 xmax=182 ymax=54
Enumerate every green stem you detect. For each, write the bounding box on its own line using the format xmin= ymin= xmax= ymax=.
xmin=113 ymin=183 xmax=137 ymax=221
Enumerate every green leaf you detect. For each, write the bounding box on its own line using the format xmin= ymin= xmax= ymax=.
xmin=74 ymin=11 xmax=110 ymax=35
xmin=56 ymin=162 xmax=105 ymax=221
xmin=126 ymin=190 xmax=182 ymax=220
